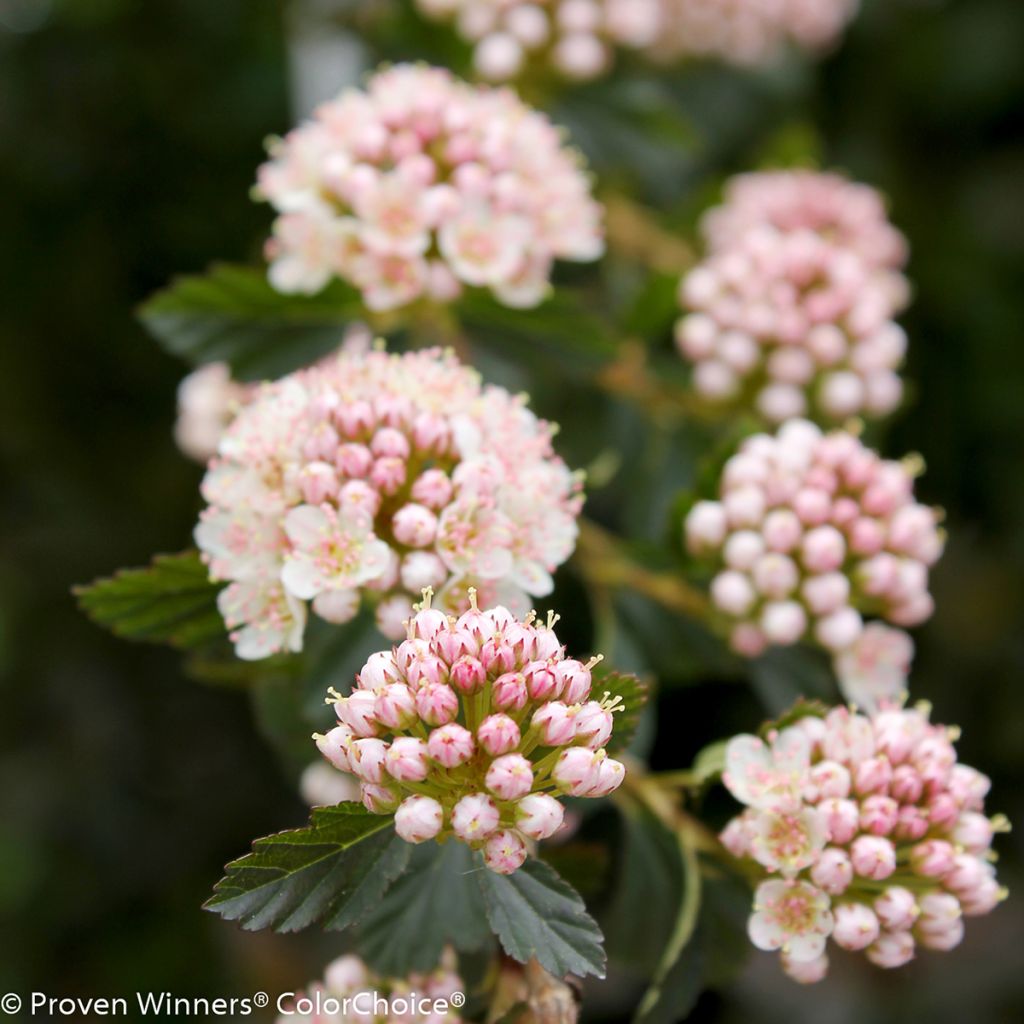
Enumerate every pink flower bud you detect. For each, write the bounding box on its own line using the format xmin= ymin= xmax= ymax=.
xmin=873 ymin=887 xmax=919 ymax=931
xmin=337 ymin=400 xmax=374 ymax=438
xmin=762 ymin=509 xmax=803 ymax=553
xmin=854 ymin=756 xmax=893 ymax=795
xmin=866 ymin=930 xmax=915 ymax=969
xmin=711 ymin=571 xmax=756 ymax=616
xmin=724 ymin=530 xmax=765 ymax=570
xmin=889 ymin=764 xmax=924 ymax=804
xmin=374 ymin=683 xmax=418 ymax=730
xmin=299 ymin=462 xmax=338 ymax=504
xmin=859 ymin=795 xmax=899 ymax=836
xmin=761 ymin=600 xmax=807 ymax=645
xmin=370 ymin=426 xmax=410 ymax=460
xmin=917 ymin=916 xmax=965 ymax=951
xmin=807 ymin=760 xmax=851 ymax=800
xmin=893 ymin=805 xmax=929 ymax=842
xmin=724 ymin=485 xmax=766 ymax=528
xmin=485 ymin=754 xmax=534 ymax=800
xmin=450 ymin=655 xmax=486 ymax=695
xmin=385 ymin=737 xmax=429 ymax=782
xmin=370 ymin=456 xmax=406 ymax=495
xmin=361 ymin=782 xmax=399 ymax=813
xmin=435 ymin=627 xmax=478 ymax=663
xmin=850 ymin=835 xmax=897 ymax=880
xmin=411 ymin=412 xmax=449 ymax=454
xmin=814 ymin=607 xmax=863 ymax=652
xmin=960 ymin=875 xmax=1003 ymax=916
xmin=392 ymin=503 xmax=439 ymax=547
xmin=451 ymin=793 xmax=500 ymax=842
xmin=336 ymin=690 xmax=381 ymax=737
xmin=818 ymin=798 xmax=860 ymax=845
xmin=952 ymin=811 xmax=995 ymax=854
xmin=394 ymin=795 xmax=444 ymax=843
xmin=523 ymin=661 xmax=559 ymax=701
xmin=477 ymin=713 xmax=521 ymax=756
xmin=492 ymin=671 xmax=528 ymax=711
xmin=410 ymin=468 xmax=453 ymax=509
xmin=349 ymin=738 xmax=389 ymax=783
xmin=801 ymin=525 xmax=846 ymax=573
xmin=928 ymin=792 xmax=960 ymax=831
xmin=911 ymin=839 xmax=956 ymax=878
xmin=427 ymin=724 xmax=475 ymax=767
xmin=316 ymin=725 xmax=354 ymax=772
xmin=573 ymin=701 xmax=614 ymax=749
xmin=480 ymin=638 xmax=517 ymax=676
xmin=415 ymin=682 xmax=459 ymax=726
xmin=483 ymin=829 xmax=528 ymax=874
xmin=801 ymin=572 xmax=850 ymax=615
xmin=532 ymin=702 xmax=576 ymax=746
xmin=336 ymin=442 xmax=373 ymax=478
xmin=832 ymin=902 xmax=880 ymax=951
xmin=810 ymin=847 xmax=853 ymax=895
xmin=516 ymin=794 xmax=565 ymax=840
xmin=409 ymin=607 xmax=449 ymax=641
xmin=553 ymin=747 xmax=600 ymax=796
xmin=356 ymin=650 xmax=400 ymax=690
xmin=753 ymin=553 xmax=799 ymax=599
xmin=686 ymin=501 xmax=728 ymax=552
xmin=948 ymin=764 xmax=991 ymax=810
xmin=588 ymin=755 xmax=626 ymax=797
xmin=781 ymin=951 xmax=829 ymax=985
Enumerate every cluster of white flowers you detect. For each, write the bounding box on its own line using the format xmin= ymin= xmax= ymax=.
xmin=196 ymin=347 xmax=582 ymax=659
xmin=256 ymin=63 xmax=602 ymax=311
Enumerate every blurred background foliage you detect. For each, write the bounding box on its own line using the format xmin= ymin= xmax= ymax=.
xmin=0 ymin=0 xmax=1022 ymax=1020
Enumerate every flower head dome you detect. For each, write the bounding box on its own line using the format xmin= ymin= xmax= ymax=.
xmin=415 ymin=0 xmax=664 ymax=82
xmin=685 ymin=419 xmax=944 ymax=660
xmin=654 ymin=0 xmax=860 ymax=67
xmin=676 ymin=170 xmax=909 ymax=424
xmin=721 ymin=702 xmax=1009 ymax=982
xmin=256 ymin=63 xmax=603 ymax=311
xmin=316 ymin=598 xmax=626 ymax=874
xmin=196 ymin=347 xmax=583 ymax=659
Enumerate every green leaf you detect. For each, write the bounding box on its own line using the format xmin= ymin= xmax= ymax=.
xmin=75 ymin=550 xmax=225 ymax=649
xmin=204 ymin=803 xmax=409 ymax=932
xmin=477 ymin=856 xmax=607 ymax=980
xmin=458 ymin=290 xmax=618 ymax=374
xmin=589 ymin=664 xmax=650 ymax=754
xmin=357 ymin=841 xmax=493 ymax=975
xmin=139 ymin=263 xmax=363 ymax=380
xmin=689 ymin=740 xmax=728 ymax=787
xmin=748 ymin=646 xmax=836 ymax=717
xmin=635 ymin=821 xmax=702 ymax=1024
xmin=604 ymin=803 xmax=684 ymax=973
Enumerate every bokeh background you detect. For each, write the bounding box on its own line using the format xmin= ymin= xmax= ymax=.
xmin=1 ymin=0 xmax=1022 ymax=1021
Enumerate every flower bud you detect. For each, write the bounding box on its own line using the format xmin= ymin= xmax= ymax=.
xmin=850 ymin=835 xmax=896 ymax=880
xmin=349 ymin=738 xmax=389 ymax=784
xmin=385 ymin=737 xmax=430 ymax=782
xmin=427 ymin=724 xmax=475 ymax=768
xmin=574 ymin=701 xmax=614 ymax=749
xmin=492 ymin=671 xmax=528 ymax=711
xmin=374 ymin=683 xmax=418 ymax=731
xmin=911 ymin=839 xmax=956 ymax=878
xmin=531 ymin=702 xmax=576 ymax=746
xmin=873 ymin=886 xmax=919 ymax=931
xmin=477 ymin=713 xmax=521 ymax=756
xmin=555 ymin=660 xmax=591 ymax=703
xmin=451 ymin=793 xmax=500 ymax=842
xmin=450 ymin=655 xmax=486 ymax=695
xmin=866 ymin=930 xmax=915 ymax=969
xmin=414 ymin=682 xmax=459 ymax=726
xmin=483 ymin=829 xmax=528 ymax=875
xmin=485 ymin=754 xmax=535 ymax=801
xmin=394 ymin=795 xmax=444 ymax=843
xmin=516 ymin=793 xmax=565 ymax=840
xmin=315 ymin=725 xmax=354 ymax=772
xmin=809 ymin=847 xmax=853 ymax=895
xmin=832 ymin=902 xmax=880 ymax=951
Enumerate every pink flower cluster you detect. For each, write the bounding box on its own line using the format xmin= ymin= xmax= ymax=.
xmin=655 ymin=0 xmax=860 ymax=67
xmin=676 ymin=170 xmax=910 ymax=424
xmin=276 ymin=953 xmax=463 ymax=1023
xmin=256 ymin=64 xmax=603 ymax=311
xmin=196 ymin=348 xmax=583 ymax=660
xmin=415 ymin=0 xmax=663 ymax=81
xmin=720 ymin=704 xmax=1009 ymax=982
xmin=685 ymin=419 xmax=944 ymax=661
xmin=315 ymin=599 xmax=626 ymax=874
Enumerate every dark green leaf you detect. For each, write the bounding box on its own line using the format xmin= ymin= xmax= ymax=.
xmin=139 ymin=263 xmax=363 ymax=380
xmin=458 ymin=290 xmax=618 ymax=373
xmin=357 ymin=841 xmax=493 ymax=975
xmin=205 ymin=803 xmax=408 ymax=932
xmin=75 ymin=550 xmax=225 ymax=649
xmin=477 ymin=856 xmax=606 ymax=980
xmin=748 ymin=646 xmax=836 ymax=716
xmin=604 ymin=802 xmax=683 ymax=972
xmin=589 ymin=664 xmax=650 ymax=753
